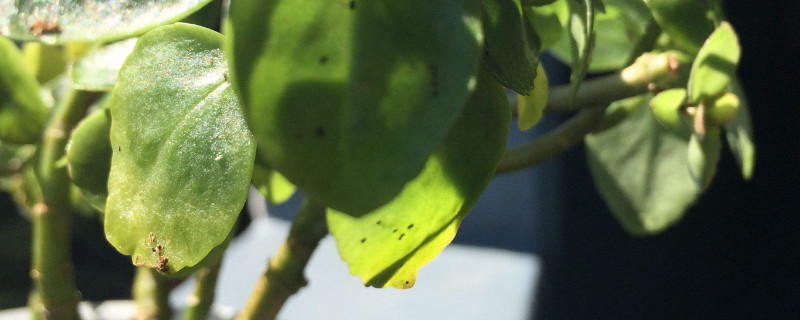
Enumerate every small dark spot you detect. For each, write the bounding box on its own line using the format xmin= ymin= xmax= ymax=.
xmin=315 ymin=126 xmax=325 ymax=137
xmin=408 ymin=224 xmax=413 ymax=229
xmin=398 ymin=233 xmax=405 ymax=240
xmin=223 ymin=73 xmax=228 ymax=82
xmin=360 ymin=238 xmax=367 ymax=243
xmin=393 ymin=229 xmax=398 ymax=233
xmin=319 ymin=56 xmax=328 ymax=64
xmin=349 ymin=1 xmax=356 ymax=9
xmin=118 ymin=146 xmax=121 ymax=152
xmin=405 ymin=281 xmax=410 ymax=285
xmin=376 ymin=220 xmax=382 ymax=225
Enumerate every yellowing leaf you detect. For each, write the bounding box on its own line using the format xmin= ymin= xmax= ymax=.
xmin=328 ymin=68 xmax=509 ymax=288
xmin=518 ymin=63 xmax=549 ymax=130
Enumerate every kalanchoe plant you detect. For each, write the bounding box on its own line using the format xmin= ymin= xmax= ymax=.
xmin=0 ymin=0 xmax=754 ymax=319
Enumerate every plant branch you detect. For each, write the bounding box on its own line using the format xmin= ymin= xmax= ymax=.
xmin=181 ymin=263 xmax=222 ymax=320
xmin=545 ymin=52 xmax=678 ymax=114
xmin=29 ymin=88 xmax=99 ymax=320
xmin=497 ymin=52 xmax=680 ymax=173
xmin=497 ymin=106 xmax=605 ymax=173
xmin=133 ymin=267 xmax=180 ymax=320
xmin=236 ymin=198 xmax=328 ymax=320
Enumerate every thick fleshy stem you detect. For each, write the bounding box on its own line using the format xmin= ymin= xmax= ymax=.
xmin=132 ymin=267 xmax=181 ymax=320
xmin=181 ymin=263 xmax=222 ymax=320
xmin=236 ymin=198 xmax=328 ymax=320
xmin=29 ymin=88 xmax=99 ymax=320
xmin=497 ymin=52 xmax=680 ymax=173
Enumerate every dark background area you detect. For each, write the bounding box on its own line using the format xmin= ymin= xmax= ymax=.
xmin=1 ymin=0 xmax=798 ymax=318
xmin=532 ymin=1 xmax=800 ymax=319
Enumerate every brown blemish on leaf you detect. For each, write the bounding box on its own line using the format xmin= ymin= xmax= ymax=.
xmin=376 ymin=220 xmax=382 ymax=225
xmin=147 ymin=232 xmax=156 ymax=245
xmin=398 ymin=234 xmax=405 ymax=240
xmin=118 ymin=146 xmax=121 ymax=152
xmin=408 ymin=224 xmax=414 ymax=229
xmin=29 ymin=20 xmax=61 ymax=36
xmin=151 ymin=244 xmax=163 ymax=255
xmin=392 ymin=229 xmax=398 ymax=233
xmin=155 ymin=256 xmax=169 ymax=273
xmin=360 ymin=238 xmax=367 ymax=243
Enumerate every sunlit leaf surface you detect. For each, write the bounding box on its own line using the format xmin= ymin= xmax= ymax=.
xmin=0 ymin=0 xmax=213 ymax=44
xmin=328 ymin=68 xmax=509 ymax=288
xmin=105 ymin=23 xmax=255 ymax=274
xmin=71 ymin=38 xmax=137 ymax=91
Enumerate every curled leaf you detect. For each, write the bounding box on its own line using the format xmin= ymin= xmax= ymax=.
xmin=68 ymin=107 xmax=112 ymax=211
xmin=687 ymin=22 xmax=740 ymax=104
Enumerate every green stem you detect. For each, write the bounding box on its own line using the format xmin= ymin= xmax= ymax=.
xmin=545 ymin=52 xmax=679 ymax=114
xmin=181 ymin=263 xmax=222 ymax=320
xmin=133 ymin=267 xmax=179 ymax=320
xmin=497 ymin=106 xmax=605 ymax=173
xmin=497 ymin=52 xmax=680 ymax=173
xmin=236 ymin=198 xmax=328 ymax=320
xmin=29 ymin=88 xmax=99 ymax=320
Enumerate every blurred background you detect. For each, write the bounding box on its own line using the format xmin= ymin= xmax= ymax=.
xmin=1 ymin=0 xmax=798 ymax=318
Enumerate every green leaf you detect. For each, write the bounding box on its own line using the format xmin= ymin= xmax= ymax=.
xmin=328 ymin=68 xmax=510 ymax=288
xmin=687 ymin=129 xmax=721 ymax=190
xmin=643 ymin=0 xmax=715 ymax=54
xmin=566 ymin=0 xmax=596 ymax=96
xmin=226 ymin=0 xmax=482 ymax=216
xmin=598 ymin=94 xmax=647 ymax=130
xmin=550 ymin=0 xmax=651 ymax=72
xmin=525 ymin=4 xmax=563 ymax=51
xmin=71 ymin=39 xmax=138 ymax=91
xmin=0 ymin=36 xmax=49 ymax=144
xmin=67 ymin=107 xmax=112 ymax=211
xmin=517 ymin=63 xmax=549 ymax=130
xmin=521 ymin=0 xmax=558 ymax=6
xmin=480 ymin=0 xmax=541 ymax=94
xmin=586 ymin=99 xmax=700 ymax=235
xmin=105 ymin=23 xmax=255 ymax=274
xmin=22 ymin=42 xmax=68 ymax=84
xmin=649 ymin=88 xmax=688 ymax=133
xmin=0 ymin=0 xmax=213 ymax=44
xmin=724 ymin=81 xmax=755 ymax=180
xmin=252 ymin=163 xmax=296 ymax=205
xmin=687 ymin=22 xmax=740 ymax=105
